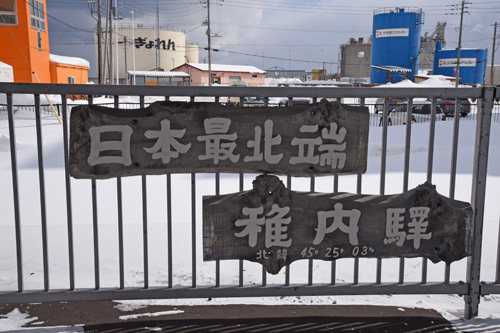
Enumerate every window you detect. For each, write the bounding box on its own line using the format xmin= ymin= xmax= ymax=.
xmin=252 ymin=74 xmax=258 ymax=78
xmin=68 ymin=76 xmax=75 ymax=84
xmin=29 ymin=0 xmax=45 ymax=31
xmin=37 ymin=30 xmax=41 ymax=49
xmin=0 ymin=0 xmax=17 ymax=25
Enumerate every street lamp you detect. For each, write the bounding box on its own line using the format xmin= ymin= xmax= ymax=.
xmin=358 ymin=51 xmax=364 ymax=87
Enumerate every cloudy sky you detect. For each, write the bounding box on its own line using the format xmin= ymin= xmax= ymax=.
xmin=46 ymin=0 xmax=500 ymax=78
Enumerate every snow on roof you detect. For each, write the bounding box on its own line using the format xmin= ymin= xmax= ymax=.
xmin=372 ymin=65 xmax=412 ymax=73
xmin=50 ymin=54 xmax=90 ymax=68
xmin=186 ymin=63 xmax=267 ymax=74
xmin=127 ymin=70 xmax=190 ymax=77
xmin=0 ymin=61 xmax=12 ymax=69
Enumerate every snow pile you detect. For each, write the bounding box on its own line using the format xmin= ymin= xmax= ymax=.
xmin=119 ymin=310 xmax=184 ymax=320
xmin=0 ymin=309 xmax=38 ymax=330
xmin=265 ymin=77 xmax=303 ymax=86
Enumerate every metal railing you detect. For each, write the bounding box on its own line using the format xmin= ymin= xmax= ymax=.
xmin=0 ymin=83 xmax=498 ymax=319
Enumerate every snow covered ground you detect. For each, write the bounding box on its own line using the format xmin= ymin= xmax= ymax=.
xmin=1 ymin=95 xmax=500 ymax=331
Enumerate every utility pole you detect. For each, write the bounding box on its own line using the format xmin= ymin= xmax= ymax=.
xmin=88 ymin=0 xmax=103 ymax=84
xmin=206 ymin=0 xmax=212 ymax=85
xmin=108 ymin=0 xmax=113 ymax=84
xmin=455 ymin=1 xmax=468 ymax=87
xmin=123 ymin=36 xmax=128 ymax=80
xmin=491 ymin=22 xmax=498 ymax=85
xmin=114 ymin=0 xmax=119 ymax=84
xmin=156 ymin=0 xmax=160 ymax=70
xmin=202 ymin=0 xmax=222 ymax=86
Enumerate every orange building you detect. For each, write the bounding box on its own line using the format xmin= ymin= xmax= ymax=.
xmin=0 ymin=0 xmax=89 ymax=83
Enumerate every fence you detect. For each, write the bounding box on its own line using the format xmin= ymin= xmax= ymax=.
xmin=0 ymin=83 xmax=498 ymax=319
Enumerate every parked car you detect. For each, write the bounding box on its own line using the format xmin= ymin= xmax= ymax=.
xmin=243 ymin=96 xmax=265 ymax=106
xmin=374 ymin=97 xmax=406 ymax=113
xmin=435 ymin=98 xmax=471 ymax=117
xmin=380 ymin=100 xmax=446 ymax=126
xmin=278 ymin=97 xmax=312 ymax=107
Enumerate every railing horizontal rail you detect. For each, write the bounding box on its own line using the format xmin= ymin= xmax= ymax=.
xmin=0 ymin=282 xmax=469 ymax=304
xmin=0 ymin=83 xmax=486 ymax=99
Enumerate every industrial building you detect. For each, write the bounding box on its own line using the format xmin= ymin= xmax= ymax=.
xmin=433 ymin=43 xmax=488 ymax=85
xmin=0 ymin=0 xmax=90 ymax=83
xmin=370 ymin=7 xmax=423 ymax=84
xmin=102 ymin=26 xmax=199 ymax=84
xmin=419 ymin=22 xmax=446 ymax=72
xmin=339 ymin=37 xmax=371 ymax=83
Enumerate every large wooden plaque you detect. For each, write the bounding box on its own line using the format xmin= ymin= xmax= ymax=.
xmin=69 ymin=99 xmax=369 ymax=179
xmin=203 ymin=175 xmax=473 ymax=274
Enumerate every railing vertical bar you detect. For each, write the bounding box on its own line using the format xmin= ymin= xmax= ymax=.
xmin=426 ymin=98 xmax=438 ymax=184
xmin=399 ymin=98 xmax=413 ymax=285
xmin=142 ymin=175 xmax=149 ymax=289
xmin=285 ymin=175 xmax=291 ymax=286
xmin=421 ymin=259 xmax=428 ymax=284
xmin=138 ymin=96 xmax=149 ymax=289
xmin=34 ymin=95 xmax=50 ymax=292
xmin=167 ymin=174 xmax=173 ymax=288
xmin=91 ymin=179 xmax=100 ymax=290
xmin=331 ymin=174 xmax=339 ymax=285
xmin=331 ymin=260 xmax=336 ymax=285
xmin=112 ymin=96 xmax=125 ymax=290
xmin=215 ymin=172 xmax=220 ymax=288
xmin=380 ymin=98 xmax=389 ymax=195
xmin=403 ymin=98 xmax=413 ymax=192
xmin=117 ymin=178 xmax=124 ymax=289
xmin=88 ymin=95 xmax=100 ymax=290
xmin=191 ymin=173 xmax=197 ymax=288
xmin=239 ymin=173 xmax=244 ymax=287
xmin=353 ymin=173 xmax=362 ymax=285
xmin=444 ymin=264 xmax=450 ymax=284
xmin=7 ymin=93 xmax=23 ymax=293
xmin=465 ymin=87 xmax=494 ymax=319
xmin=61 ymin=96 xmax=75 ymax=290
xmin=262 ymin=266 xmax=267 ymax=286
xmin=449 ymin=98 xmax=461 ymax=200
xmin=377 ymin=97 xmax=390 ymax=285
xmin=308 ymin=177 xmax=314 ymax=286
xmin=421 ymin=98 xmax=438 ymax=285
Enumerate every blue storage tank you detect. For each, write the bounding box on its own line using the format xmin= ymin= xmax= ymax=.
xmin=433 ymin=46 xmax=487 ymax=85
xmin=370 ymin=7 xmax=423 ymax=84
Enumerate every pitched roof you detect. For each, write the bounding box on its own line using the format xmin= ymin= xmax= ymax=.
xmin=185 ymin=63 xmax=267 ymax=74
xmin=50 ymin=54 xmax=90 ymax=68
xmin=127 ymin=70 xmax=190 ymax=77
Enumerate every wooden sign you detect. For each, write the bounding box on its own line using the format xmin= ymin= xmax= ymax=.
xmin=69 ymin=99 xmax=369 ymax=179
xmin=203 ymin=175 xmax=473 ymax=274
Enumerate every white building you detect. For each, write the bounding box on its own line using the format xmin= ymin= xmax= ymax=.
xmin=0 ymin=61 xmax=14 ymax=82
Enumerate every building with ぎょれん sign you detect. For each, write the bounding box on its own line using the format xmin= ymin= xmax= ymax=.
xmin=173 ymin=63 xmax=267 ymax=86
xmin=107 ymin=26 xmax=199 ymax=84
xmin=0 ymin=0 xmax=90 ymax=84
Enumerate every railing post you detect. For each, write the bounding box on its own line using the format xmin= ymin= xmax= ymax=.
xmin=464 ymin=86 xmax=494 ymax=319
